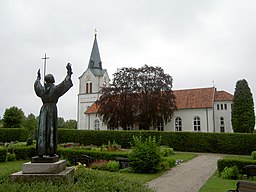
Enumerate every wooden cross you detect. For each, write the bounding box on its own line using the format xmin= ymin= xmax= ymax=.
xmin=42 ymin=53 xmax=49 ymax=82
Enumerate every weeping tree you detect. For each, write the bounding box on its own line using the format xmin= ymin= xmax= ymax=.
xmin=97 ymin=65 xmax=176 ymax=130
xmin=232 ymin=79 xmax=255 ymax=133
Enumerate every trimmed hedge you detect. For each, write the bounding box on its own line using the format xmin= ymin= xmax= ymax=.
xmin=0 ymin=147 xmax=7 ymax=162
xmin=13 ymin=146 xmax=36 ymax=160
xmin=2 ymin=128 xmax=256 ymax=155
xmin=58 ymin=130 xmax=256 ymax=155
xmin=57 ymin=148 xmax=129 ymax=165
xmin=217 ymin=158 xmax=256 ymax=174
xmin=0 ymin=128 xmax=29 ymax=142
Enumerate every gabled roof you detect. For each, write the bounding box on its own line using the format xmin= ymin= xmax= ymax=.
xmin=173 ymin=87 xmax=215 ymax=109
xmin=85 ymin=87 xmax=234 ymax=114
xmin=214 ymin=90 xmax=234 ymax=101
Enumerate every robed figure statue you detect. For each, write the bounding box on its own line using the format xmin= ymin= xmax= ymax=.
xmin=34 ymin=64 xmax=73 ymax=158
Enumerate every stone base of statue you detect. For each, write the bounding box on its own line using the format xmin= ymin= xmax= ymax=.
xmin=11 ymin=157 xmax=74 ymax=184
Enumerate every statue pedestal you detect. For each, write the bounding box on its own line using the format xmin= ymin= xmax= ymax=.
xmin=11 ymin=159 xmax=74 ymax=184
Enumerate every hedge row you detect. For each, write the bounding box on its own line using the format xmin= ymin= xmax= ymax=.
xmin=1 ymin=128 xmax=256 ymax=155
xmin=58 ymin=130 xmax=256 ymax=155
xmin=217 ymin=158 xmax=256 ymax=173
xmin=0 ymin=128 xmax=29 ymax=143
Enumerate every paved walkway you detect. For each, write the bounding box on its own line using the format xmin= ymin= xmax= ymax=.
xmin=147 ymin=154 xmax=223 ymax=192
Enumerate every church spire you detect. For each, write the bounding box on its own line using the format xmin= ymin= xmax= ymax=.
xmin=88 ymin=33 xmax=102 ymax=70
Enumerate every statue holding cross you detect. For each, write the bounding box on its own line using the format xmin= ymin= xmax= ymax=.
xmin=34 ymin=55 xmax=73 ymax=161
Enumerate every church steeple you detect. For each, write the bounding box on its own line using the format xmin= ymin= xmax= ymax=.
xmin=88 ymin=34 xmax=102 ymax=70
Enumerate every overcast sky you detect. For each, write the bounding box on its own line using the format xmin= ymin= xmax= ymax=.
xmin=1 ymin=0 xmax=256 ymax=120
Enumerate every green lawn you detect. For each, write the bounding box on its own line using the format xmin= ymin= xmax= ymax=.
xmin=199 ymin=154 xmax=255 ymax=192
xmin=199 ymin=171 xmax=237 ymax=192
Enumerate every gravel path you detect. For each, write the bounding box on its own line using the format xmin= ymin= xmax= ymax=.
xmin=147 ymin=154 xmax=223 ymax=192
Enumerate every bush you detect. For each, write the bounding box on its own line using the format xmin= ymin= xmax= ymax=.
xmin=217 ymin=158 xmax=256 ymax=174
xmin=0 ymin=147 xmax=7 ymax=162
xmin=251 ymin=151 xmax=256 ymax=160
xmin=129 ymin=136 xmax=162 ymax=173
xmin=160 ymin=146 xmax=174 ymax=157
xmin=13 ymin=146 xmax=36 ymax=160
xmin=221 ymin=165 xmax=239 ymax=179
xmin=106 ymin=160 xmax=120 ymax=172
xmin=6 ymin=153 xmax=16 ymax=161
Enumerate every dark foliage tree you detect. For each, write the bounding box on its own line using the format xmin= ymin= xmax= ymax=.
xmin=3 ymin=106 xmax=25 ymax=128
xmin=232 ymin=79 xmax=255 ymax=133
xmin=97 ymin=65 xmax=176 ymax=130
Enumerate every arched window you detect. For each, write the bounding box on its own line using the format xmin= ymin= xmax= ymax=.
xmin=193 ymin=116 xmax=201 ymax=131
xmin=220 ymin=117 xmax=225 ymax=132
xmin=94 ymin=119 xmax=100 ymax=130
xmin=86 ymin=83 xmax=89 ymax=93
xmin=175 ymin=117 xmax=182 ymax=131
xmin=90 ymin=83 xmax=92 ymax=93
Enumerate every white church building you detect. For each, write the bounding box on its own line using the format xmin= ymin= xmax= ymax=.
xmin=77 ymin=35 xmax=234 ymax=133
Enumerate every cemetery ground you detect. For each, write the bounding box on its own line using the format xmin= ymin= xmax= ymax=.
xmin=0 ymin=152 xmax=196 ymax=192
xmin=1 ymin=152 xmax=255 ymax=192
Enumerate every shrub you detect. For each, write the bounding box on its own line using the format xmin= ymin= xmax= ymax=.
xmin=221 ymin=165 xmax=239 ymax=179
xmin=6 ymin=153 xmax=16 ymax=161
xmin=106 ymin=160 xmax=120 ymax=172
xmin=13 ymin=146 xmax=36 ymax=160
xmin=160 ymin=146 xmax=174 ymax=157
xmin=251 ymin=151 xmax=256 ymax=160
xmin=0 ymin=128 xmax=29 ymax=142
xmin=129 ymin=135 xmax=162 ymax=173
xmin=0 ymin=147 xmax=7 ymax=162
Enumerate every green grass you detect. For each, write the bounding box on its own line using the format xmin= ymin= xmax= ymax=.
xmin=0 ymin=160 xmax=27 ymax=177
xmin=199 ymin=171 xmax=237 ymax=192
xmin=199 ymin=154 xmax=254 ymax=192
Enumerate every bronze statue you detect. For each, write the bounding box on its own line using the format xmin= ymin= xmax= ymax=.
xmin=34 ymin=64 xmax=73 ymax=158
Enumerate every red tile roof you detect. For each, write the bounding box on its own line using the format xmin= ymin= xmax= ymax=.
xmin=214 ymin=90 xmax=233 ymax=101
xmin=85 ymin=87 xmax=233 ymax=114
xmin=173 ymin=87 xmax=215 ymax=109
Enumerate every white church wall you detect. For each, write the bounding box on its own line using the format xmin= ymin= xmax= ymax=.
xmin=166 ymin=108 xmax=214 ymax=132
xmin=213 ymin=101 xmax=233 ymax=133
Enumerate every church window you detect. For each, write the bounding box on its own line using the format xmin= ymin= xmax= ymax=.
xmin=175 ymin=117 xmax=182 ymax=131
xmin=193 ymin=116 xmax=201 ymax=131
xmin=220 ymin=117 xmax=225 ymax=132
xmin=94 ymin=119 xmax=100 ymax=130
xmin=221 ymin=104 xmax=223 ymax=110
xmin=86 ymin=83 xmax=89 ymax=93
xmin=224 ymin=104 xmax=227 ymax=110
xmin=217 ymin=104 xmax=220 ymax=110
xmin=157 ymin=120 xmax=164 ymax=131
xmin=127 ymin=125 xmax=133 ymax=130
xmin=90 ymin=83 xmax=92 ymax=93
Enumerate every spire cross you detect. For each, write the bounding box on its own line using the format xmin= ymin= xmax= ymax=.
xmin=94 ymin=29 xmax=97 ymax=36
xmin=42 ymin=53 xmax=49 ymax=82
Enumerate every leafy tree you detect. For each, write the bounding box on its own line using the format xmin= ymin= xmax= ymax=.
xmin=65 ymin=119 xmax=77 ymax=129
xmin=98 ymin=65 xmax=176 ymax=130
xmin=23 ymin=113 xmax=38 ymax=137
xmin=3 ymin=106 xmax=25 ymax=128
xmin=58 ymin=117 xmax=66 ymax=128
xmin=232 ymin=79 xmax=255 ymax=133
